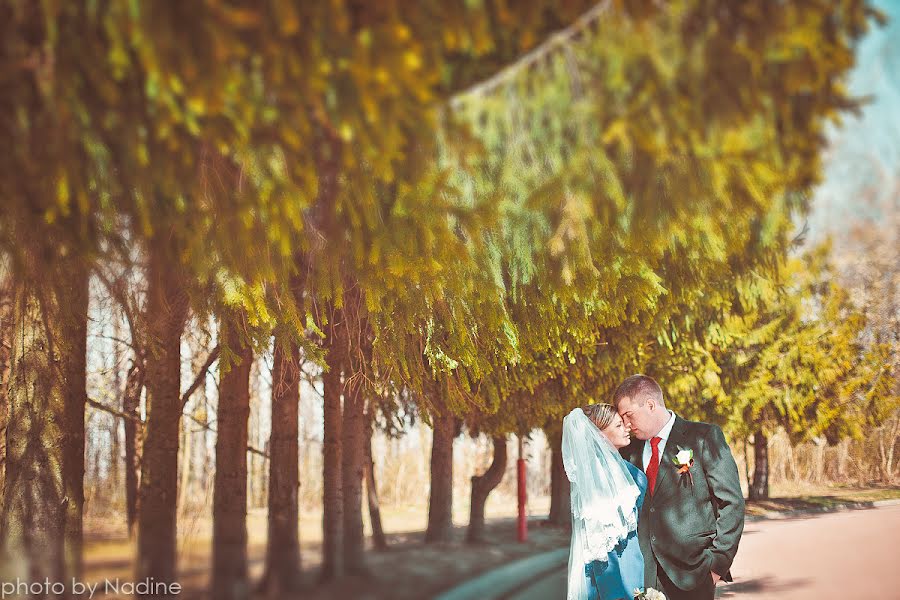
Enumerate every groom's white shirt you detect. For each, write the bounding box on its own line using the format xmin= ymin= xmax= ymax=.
xmin=642 ymin=410 xmax=676 ymax=471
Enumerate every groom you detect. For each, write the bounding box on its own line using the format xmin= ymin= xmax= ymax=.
xmin=615 ymin=375 xmax=744 ymax=600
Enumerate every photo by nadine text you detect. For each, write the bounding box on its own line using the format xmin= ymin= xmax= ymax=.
xmin=1 ymin=578 xmax=182 ymax=598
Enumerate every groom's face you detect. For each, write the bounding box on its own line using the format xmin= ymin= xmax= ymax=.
xmin=617 ymin=396 xmax=654 ymax=440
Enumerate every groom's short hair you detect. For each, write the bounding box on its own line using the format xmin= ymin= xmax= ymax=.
xmin=613 ymin=374 xmax=664 ymax=409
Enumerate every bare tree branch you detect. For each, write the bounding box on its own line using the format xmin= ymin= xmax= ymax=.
xmin=95 ymin=266 xmax=143 ymax=354
xmin=87 ymin=397 xmax=141 ymax=422
xmin=87 ymin=395 xmax=269 ymax=458
xmin=449 ymin=0 xmax=612 ymax=109
xmin=181 ymin=345 xmax=220 ymax=409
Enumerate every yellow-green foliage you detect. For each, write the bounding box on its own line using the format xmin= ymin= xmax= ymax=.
xmin=416 ymin=0 xmax=881 ymax=433
xmin=0 ymin=0 xmax=885 ymax=433
xmin=703 ymin=245 xmax=897 ymax=443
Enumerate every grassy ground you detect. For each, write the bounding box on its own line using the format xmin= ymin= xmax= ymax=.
xmin=82 ymin=492 xmax=552 ymax=599
xmin=745 ymin=483 xmax=900 ymax=517
xmin=81 ymin=486 xmax=899 ymax=599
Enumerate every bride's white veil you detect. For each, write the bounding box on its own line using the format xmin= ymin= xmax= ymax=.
xmin=562 ymin=407 xmax=640 ymax=600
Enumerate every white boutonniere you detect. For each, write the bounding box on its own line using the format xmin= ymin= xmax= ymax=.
xmin=672 ymin=446 xmax=694 ymax=486
xmin=633 ymin=587 xmax=667 ymax=600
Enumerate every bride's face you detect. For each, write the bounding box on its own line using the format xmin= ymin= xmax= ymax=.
xmin=601 ymin=413 xmax=631 ymax=449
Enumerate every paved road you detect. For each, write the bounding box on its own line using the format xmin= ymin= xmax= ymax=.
xmin=505 ymin=503 xmax=900 ymax=600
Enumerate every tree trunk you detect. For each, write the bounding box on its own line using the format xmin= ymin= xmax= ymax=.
xmin=467 ymin=436 xmax=508 ymax=543
xmin=212 ymin=319 xmax=253 ymax=600
xmin=364 ymin=421 xmax=387 ymax=551
xmin=837 ymin=437 xmax=850 ymax=480
xmin=749 ymin=431 xmax=770 ymax=500
xmin=109 ymin=318 xmax=123 ymax=503
xmin=260 ymin=338 xmax=302 ymax=596
xmin=742 ymin=436 xmax=752 ymax=492
xmin=252 ymin=395 xmax=267 ymax=508
xmin=786 ymin=439 xmax=798 ymax=481
xmin=0 ymin=278 xmax=13 ymax=519
xmin=547 ymin=429 xmax=571 ymax=527
xmin=177 ymin=344 xmax=208 ymax=518
xmin=123 ymin=363 xmax=144 ymax=539
xmin=425 ymin=408 xmax=456 ymax=543
xmin=90 ymin=440 xmax=102 ymax=511
xmin=877 ymin=431 xmax=887 ymax=481
xmin=878 ymin=414 xmax=900 ymax=483
xmin=109 ymin=414 xmax=122 ymax=501
xmin=887 ymin=414 xmax=900 ymax=483
xmin=320 ymin=321 xmax=344 ymax=580
xmin=177 ymin=413 xmax=192 ymax=517
xmin=342 ymin=370 xmax=366 ymax=573
xmin=61 ymin=264 xmax=88 ymax=581
xmin=246 ymin=362 xmax=265 ymax=510
xmin=813 ymin=440 xmax=826 ymax=484
xmin=1 ymin=261 xmax=88 ymax=593
xmin=137 ymin=241 xmax=189 ymax=595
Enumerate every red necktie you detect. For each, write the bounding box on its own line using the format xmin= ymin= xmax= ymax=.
xmin=647 ymin=436 xmax=662 ymax=496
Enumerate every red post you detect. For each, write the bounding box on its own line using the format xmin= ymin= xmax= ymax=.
xmin=517 ymin=435 xmax=527 ymax=542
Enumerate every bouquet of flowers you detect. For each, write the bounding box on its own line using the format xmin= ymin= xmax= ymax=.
xmin=633 ymin=588 xmax=666 ymax=600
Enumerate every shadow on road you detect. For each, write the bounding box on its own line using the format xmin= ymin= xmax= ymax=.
xmin=716 ymin=576 xmax=812 ymax=597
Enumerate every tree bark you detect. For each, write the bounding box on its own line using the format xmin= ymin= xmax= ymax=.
xmin=467 ymin=436 xmax=508 ymax=543
xmin=212 ymin=318 xmax=254 ymax=600
xmin=547 ymin=429 xmax=571 ymax=527
xmin=813 ymin=439 xmax=826 ymax=484
xmin=137 ymin=240 xmax=189 ymax=595
xmin=878 ymin=414 xmax=900 ymax=483
xmin=786 ymin=440 xmax=798 ymax=481
xmin=123 ymin=362 xmax=144 ymax=539
xmin=749 ymin=431 xmax=770 ymax=500
xmin=742 ymin=436 xmax=752 ymax=492
xmin=837 ymin=437 xmax=850 ymax=480
xmin=61 ymin=264 xmax=88 ymax=582
xmin=109 ymin=413 xmax=122 ymax=500
xmin=259 ymin=338 xmax=302 ymax=595
xmin=887 ymin=414 xmax=900 ymax=483
xmin=109 ymin=318 xmax=123 ymax=502
xmin=176 ymin=413 xmax=192 ymax=519
xmin=0 ymin=260 xmax=88 ymax=594
xmin=0 ymin=277 xmax=13 ymax=519
xmin=320 ymin=320 xmax=344 ymax=580
xmin=425 ymin=408 xmax=456 ymax=543
xmin=252 ymin=398 xmax=267 ymax=509
xmin=342 ymin=370 xmax=366 ymax=573
xmin=364 ymin=421 xmax=387 ymax=550
xmin=246 ymin=363 xmax=266 ymax=510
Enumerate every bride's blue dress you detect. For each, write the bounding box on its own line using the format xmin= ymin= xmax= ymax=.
xmin=586 ymin=461 xmax=647 ymax=600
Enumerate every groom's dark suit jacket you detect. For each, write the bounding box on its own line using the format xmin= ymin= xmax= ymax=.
xmin=621 ymin=416 xmax=745 ymax=591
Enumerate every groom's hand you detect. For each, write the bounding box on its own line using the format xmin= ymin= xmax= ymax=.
xmin=711 ymin=571 xmax=722 ymax=585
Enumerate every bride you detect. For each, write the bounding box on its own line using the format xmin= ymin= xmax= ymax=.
xmin=563 ymin=404 xmax=648 ymax=600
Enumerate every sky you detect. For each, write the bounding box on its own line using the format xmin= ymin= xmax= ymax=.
xmin=808 ymin=0 xmax=900 ymax=246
